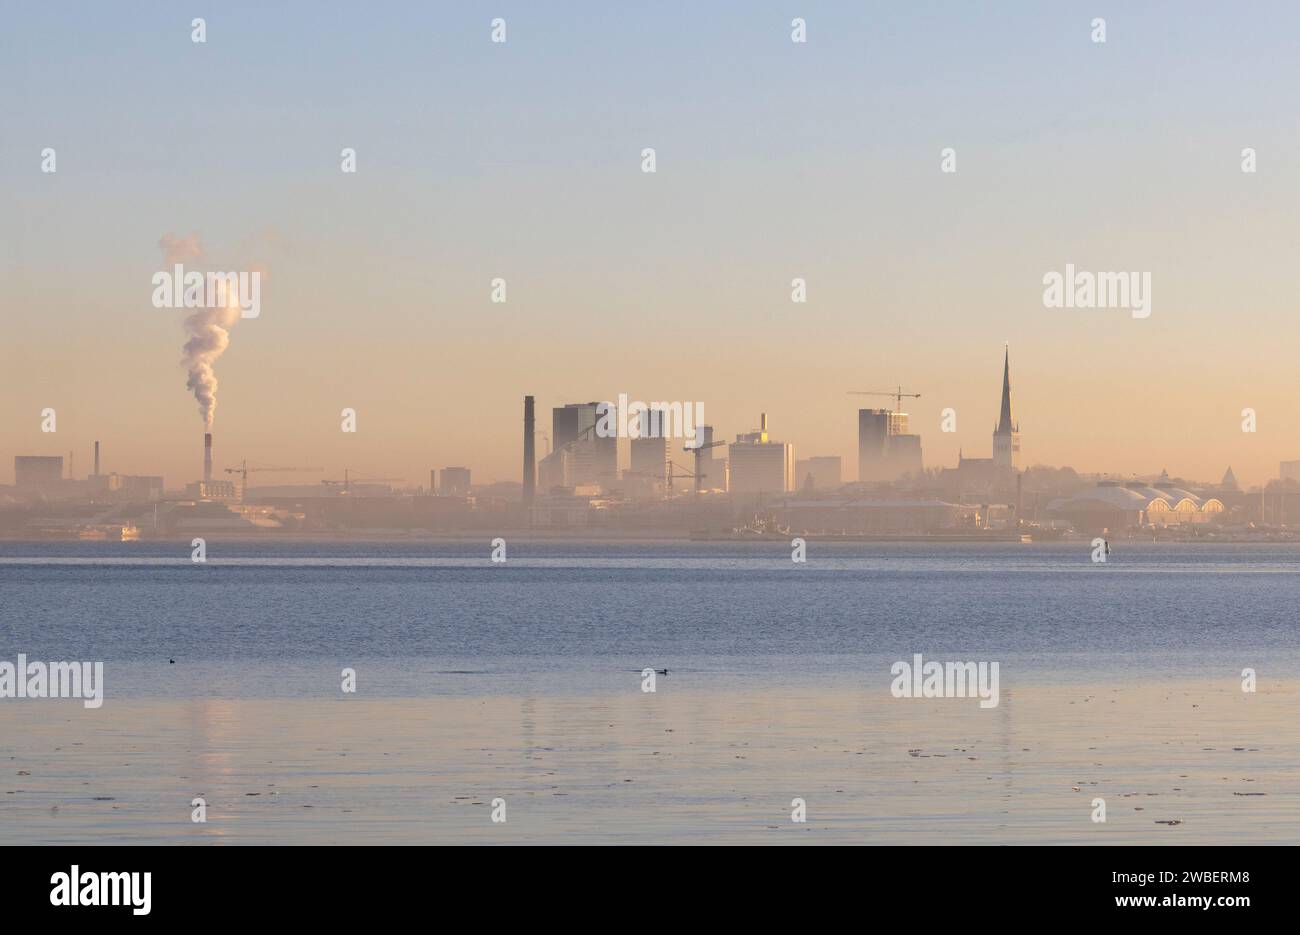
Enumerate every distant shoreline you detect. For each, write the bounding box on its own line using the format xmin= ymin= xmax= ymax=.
xmin=3 ymin=530 xmax=1299 ymax=545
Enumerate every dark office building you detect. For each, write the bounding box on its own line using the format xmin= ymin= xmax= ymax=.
xmin=857 ymin=409 xmax=890 ymax=483
xmin=552 ymin=401 xmax=617 ymax=488
xmin=553 ymin=404 xmax=582 ymax=452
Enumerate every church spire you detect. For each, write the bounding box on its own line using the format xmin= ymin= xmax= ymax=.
xmin=996 ymin=344 xmax=1014 ymax=434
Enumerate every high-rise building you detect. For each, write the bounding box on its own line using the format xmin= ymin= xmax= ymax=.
xmin=439 ymin=467 xmax=472 ymax=497
xmin=553 ymin=402 xmax=617 ymax=488
xmin=552 ymin=404 xmax=583 ymax=452
xmin=695 ymin=425 xmax=716 ymax=461
xmin=729 ymin=413 xmax=794 ymax=494
xmin=592 ymin=405 xmax=617 ymax=484
xmin=1281 ymin=461 xmax=1300 ymax=484
xmin=887 ymin=434 xmax=923 ymax=479
xmin=858 ymin=409 xmax=921 ymax=482
xmin=628 ymin=407 xmax=669 ymax=486
xmin=992 ymin=346 xmax=1021 ymax=472
xmin=688 ymin=425 xmax=721 ymax=490
xmin=858 ymin=409 xmax=890 ymax=482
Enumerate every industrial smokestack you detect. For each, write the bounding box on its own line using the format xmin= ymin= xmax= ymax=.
xmin=523 ymin=395 xmax=536 ymax=505
xmin=204 ymin=433 xmax=213 ymax=483
xmin=94 ymin=441 xmax=100 ymax=477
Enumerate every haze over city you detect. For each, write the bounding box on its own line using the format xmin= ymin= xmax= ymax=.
xmin=5 ymin=1 xmax=1300 ymax=489
xmin=8 ymin=0 xmax=1300 ymax=883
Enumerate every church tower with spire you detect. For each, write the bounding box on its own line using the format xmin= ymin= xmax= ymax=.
xmin=992 ymin=345 xmax=1021 ymax=471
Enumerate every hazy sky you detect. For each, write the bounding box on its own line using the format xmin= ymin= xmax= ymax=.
xmin=3 ymin=1 xmax=1298 ymax=488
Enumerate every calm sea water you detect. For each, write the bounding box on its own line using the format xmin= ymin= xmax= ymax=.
xmin=1 ymin=539 xmax=1297 ymax=697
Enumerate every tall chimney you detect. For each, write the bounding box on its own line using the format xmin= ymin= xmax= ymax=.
xmin=203 ymin=432 xmax=213 ymax=483
xmin=523 ymin=395 xmax=536 ymax=504
xmin=93 ymin=440 xmax=100 ymax=477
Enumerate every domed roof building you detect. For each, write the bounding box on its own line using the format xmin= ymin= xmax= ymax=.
xmin=1047 ymin=480 xmax=1224 ymax=533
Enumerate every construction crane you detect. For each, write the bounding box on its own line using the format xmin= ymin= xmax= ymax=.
xmin=224 ymin=461 xmax=324 ymax=502
xmin=847 ymin=386 xmax=921 ymax=413
xmin=320 ymin=469 xmax=403 ymax=495
xmin=664 ymin=460 xmax=697 ymax=495
xmin=683 ymin=439 xmax=725 ymax=494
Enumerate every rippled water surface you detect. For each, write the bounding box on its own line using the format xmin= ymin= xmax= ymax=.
xmin=1 ymin=539 xmax=1297 ymax=696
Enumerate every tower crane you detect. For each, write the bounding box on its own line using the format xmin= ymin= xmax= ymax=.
xmin=663 ymin=460 xmax=697 ymax=495
xmin=682 ymin=439 xmax=726 ymax=495
xmin=224 ymin=461 xmax=324 ymax=502
xmin=320 ymin=469 xmax=403 ymax=495
xmin=847 ymin=386 xmax=921 ymax=413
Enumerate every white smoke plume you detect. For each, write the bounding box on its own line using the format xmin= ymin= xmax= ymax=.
xmin=182 ymin=290 xmax=241 ymax=430
xmin=159 ymin=233 xmax=241 ymax=429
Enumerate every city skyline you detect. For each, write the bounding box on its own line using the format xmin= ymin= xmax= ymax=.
xmin=6 ymin=3 xmax=1300 ymax=488
xmin=5 ymin=342 xmax=1287 ymax=495
xmin=6 ymin=0 xmax=1300 ymax=865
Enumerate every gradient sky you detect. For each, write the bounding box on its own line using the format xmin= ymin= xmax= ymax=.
xmin=3 ymin=1 xmax=1298 ymax=489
